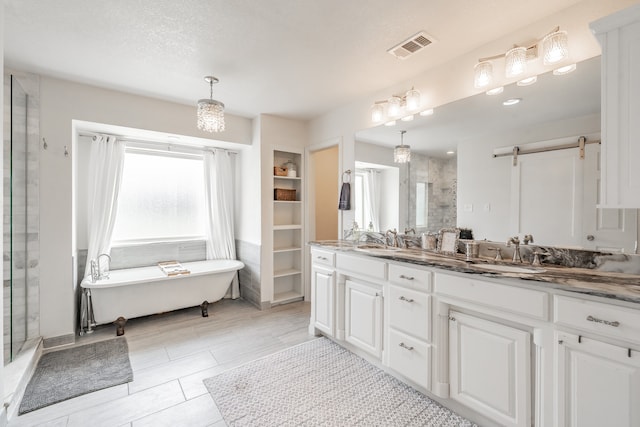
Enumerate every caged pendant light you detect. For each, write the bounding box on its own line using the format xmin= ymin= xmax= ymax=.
xmin=394 ymin=130 xmax=411 ymax=163
xmin=197 ymin=76 xmax=225 ymax=133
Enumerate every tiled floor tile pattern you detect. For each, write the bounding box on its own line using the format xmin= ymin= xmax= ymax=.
xmin=8 ymin=299 xmax=313 ymax=427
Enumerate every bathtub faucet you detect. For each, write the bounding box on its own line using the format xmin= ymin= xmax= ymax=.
xmin=90 ymin=253 xmax=112 ymax=282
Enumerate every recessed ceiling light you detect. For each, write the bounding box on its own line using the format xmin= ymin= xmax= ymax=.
xmin=446 ymin=150 xmax=455 ymax=155
xmin=516 ymin=76 xmax=537 ymax=86
xmin=384 ymin=120 xmax=397 ymax=127
xmin=401 ymin=115 xmax=414 ymax=122
xmin=419 ymin=108 xmax=434 ymax=116
xmin=485 ymin=87 xmax=504 ymax=96
xmin=503 ymin=98 xmax=522 ymax=106
xmin=553 ymin=63 xmax=577 ymax=75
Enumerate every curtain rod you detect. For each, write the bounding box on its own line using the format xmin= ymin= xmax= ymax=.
xmin=77 ymin=131 xmax=239 ymax=154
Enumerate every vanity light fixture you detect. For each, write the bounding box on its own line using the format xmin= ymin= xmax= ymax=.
xmin=542 ymin=30 xmax=569 ymax=65
xmin=370 ymin=87 xmax=422 ymax=123
xmin=197 ymin=76 xmax=225 ymax=133
xmin=446 ymin=150 xmax=455 ymax=155
xmin=517 ymin=76 xmax=538 ymax=86
xmin=503 ymin=98 xmax=522 ymax=106
xmin=485 ymin=87 xmax=504 ymax=96
xmin=419 ymin=108 xmax=434 ymax=116
xmin=553 ymin=63 xmax=577 ymax=75
xmin=401 ymin=115 xmax=414 ymax=122
xmin=472 ymin=26 xmax=570 ymax=88
xmin=384 ymin=120 xmax=397 ymax=127
xmin=394 ymin=130 xmax=411 ymax=163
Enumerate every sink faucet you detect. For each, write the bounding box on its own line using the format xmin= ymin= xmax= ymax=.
xmin=385 ymin=229 xmax=399 ymax=247
xmin=506 ymin=236 xmax=522 ymax=263
xmin=404 ymin=228 xmax=416 ymax=235
xmin=523 ymin=234 xmax=534 ymax=245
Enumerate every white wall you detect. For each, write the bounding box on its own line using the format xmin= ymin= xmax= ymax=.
xmin=310 ymin=0 xmax=636 ymax=235
xmin=0 ymin=4 xmax=6 ymax=423
xmin=457 ymin=113 xmax=601 ymax=241
xmin=39 ymin=76 xmax=253 ymax=340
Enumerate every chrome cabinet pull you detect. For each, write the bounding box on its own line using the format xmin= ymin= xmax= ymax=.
xmin=317 ymin=256 xmax=327 ymax=261
xmin=399 ymin=296 xmax=414 ymax=303
xmin=586 ymin=315 xmax=620 ymax=327
xmin=399 ymin=342 xmax=414 ymax=351
xmin=399 ymin=274 xmax=414 ymax=280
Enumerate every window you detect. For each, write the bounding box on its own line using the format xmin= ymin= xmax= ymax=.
xmin=111 ymin=149 xmax=206 ymax=243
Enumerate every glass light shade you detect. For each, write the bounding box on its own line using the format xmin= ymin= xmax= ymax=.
xmin=384 ymin=120 xmax=397 ymax=127
xmin=542 ymin=30 xmax=568 ymax=65
xmin=505 ymin=47 xmax=527 ymax=78
xmin=485 ymin=86 xmax=504 ymax=96
xmin=405 ymin=88 xmax=421 ymax=111
xmin=474 ymin=61 xmax=493 ymax=88
xmin=197 ymin=99 xmax=225 ymax=132
xmin=387 ymin=96 xmax=402 ymax=117
xmin=371 ymin=103 xmax=384 ymax=123
xmin=419 ymin=108 xmax=434 ymax=116
xmin=401 ymin=115 xmax=414 ymax=122
xmin=394 ymin=145 xmax=411 ymax=163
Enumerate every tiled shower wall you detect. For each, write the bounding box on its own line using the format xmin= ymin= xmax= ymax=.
xmin=407 ymin=152 xmax=457 ymax=233
xmin=3 ymin=71 xmax=40 ymax=362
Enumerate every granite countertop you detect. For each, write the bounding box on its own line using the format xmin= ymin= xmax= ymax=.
xmin=310 ymin=240 xmax=640 ymax=304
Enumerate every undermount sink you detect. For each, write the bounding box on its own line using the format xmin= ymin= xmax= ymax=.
xmin=473 ymin=263 xmax=545 ymax=274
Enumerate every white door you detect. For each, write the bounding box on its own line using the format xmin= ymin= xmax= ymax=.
xmin=449 ymin=311 xmax=531 ymax=427
xmin=555 ymin=331 xmax=640 ymax=427
xmin=345 ymin=279 xmax=383 ymax=358
xmin=311 ymin=265 xmax=335 ymax=336
xmin=582 ymin=143 xmax=637 ymax=252
xmin=511 ymin=148 xmax=583 ymax=247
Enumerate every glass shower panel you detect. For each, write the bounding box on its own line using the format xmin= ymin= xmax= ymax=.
xmin=5 ymin=75 xmax=28 ymax=363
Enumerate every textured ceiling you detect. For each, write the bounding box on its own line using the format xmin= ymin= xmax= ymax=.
xmin=4 ymin=0 xmax=585 ymax=120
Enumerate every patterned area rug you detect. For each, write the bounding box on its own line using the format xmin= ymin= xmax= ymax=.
xmin=19 ymin=338 xmax=133 ymax=415
xmin=204 ymin=337 xmax=477 ymax=426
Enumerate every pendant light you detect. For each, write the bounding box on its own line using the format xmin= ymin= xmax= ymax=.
xmin=197 ymin=76 xmax=225 ymax=133
xmin=394 ymin=130 xmax=410 ymax=163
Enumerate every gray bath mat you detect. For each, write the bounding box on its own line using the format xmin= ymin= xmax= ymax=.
xmin=19 ymin=337 xmax=133 ymax=414
xmin=204 ymin=337 xmax=477 ymax=426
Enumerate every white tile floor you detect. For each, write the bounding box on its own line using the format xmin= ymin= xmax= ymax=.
xmin=9 ymin=299 xmax=313 ymax=427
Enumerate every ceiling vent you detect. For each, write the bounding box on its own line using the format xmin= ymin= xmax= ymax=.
xmin=387 ymin=31 xmax=436 ymax=60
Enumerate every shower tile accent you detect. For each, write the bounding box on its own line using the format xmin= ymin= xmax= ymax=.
xmin=3 ymin=70 xmax=40 ymax=363
xmin=235 ymin=239 xmax=263 ymax=309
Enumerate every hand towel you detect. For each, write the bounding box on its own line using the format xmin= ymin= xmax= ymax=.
xmin=338 ymin=182 xmax=350 ymax=210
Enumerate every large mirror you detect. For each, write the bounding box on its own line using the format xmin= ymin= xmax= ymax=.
xmin=354 ymin=57 xmax=637 ymax=252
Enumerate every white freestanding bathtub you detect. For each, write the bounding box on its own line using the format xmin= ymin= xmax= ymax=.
xmin=80 ymin=259 xmax=244 ymax=326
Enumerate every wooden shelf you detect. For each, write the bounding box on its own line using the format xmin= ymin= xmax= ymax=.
xmin=273 ymin=246 xmax=302 ymax=253
xmin=273 ymin=224 xmax=302 ymax=230
xmin=272 ymin=290 xmax=304 ymax=305
xmin=273 ymin=268 xmax=302 ymax=278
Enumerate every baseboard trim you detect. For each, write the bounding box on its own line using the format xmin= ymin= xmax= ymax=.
xmin=42 ymin=333 xmax=75 ymax=349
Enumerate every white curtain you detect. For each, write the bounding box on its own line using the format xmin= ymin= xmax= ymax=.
xmin=85 ymin=135 xmax=125 ymax=277
xmin=364 ymin=170 xmax=380 ymax=232
xmin=204 ymin=149 xmax=239 ymax=298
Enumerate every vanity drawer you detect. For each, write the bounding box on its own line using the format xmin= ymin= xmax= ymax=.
xmin=388 ymin=263 xmax=431 ymax=292
xmin=388 ymin=328 xmax=431 ymax=390
xmin=336 ymin=253 xmax=386 ymax=280
xmin=311 ymin=248 xmax=335 ymax=268
xmin=554 ymin=295 xmax=640 ymax=344
xmin=435 ymin=272 xmax=549 ymax=320
xmin=389 ymin=284 xmax=431 ymax=341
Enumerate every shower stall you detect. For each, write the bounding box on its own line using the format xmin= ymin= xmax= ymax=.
xmin=3 ymin=73 xmax=39 ymax=364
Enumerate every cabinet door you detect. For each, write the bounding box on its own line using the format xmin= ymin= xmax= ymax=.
xmin=311 ymin=265 xmax=335 ymax=336
xmin=345 ymin=279 xmax=383 ymax=358
xmin=449 ymin=311 xmax=531 ymax=427
xmin=556 ymin=332 xmax=640 ymax=427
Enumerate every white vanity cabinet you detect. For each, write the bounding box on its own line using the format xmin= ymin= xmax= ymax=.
xmin=435 ymin=272 xmax=547 ymax=427
xmin=449 ymin=311 xmax=531 ymax=427
xmin=386 ymin=263 xmax=433 ymax=389
xmin=590 ymin=4 xmax=640 ymax=208
xmin=554 ymin=295 xmax=640 ymax=427
xmin=345 ymin=279 xmax=383 ymax=358
xmin=310 ymin=248 xmax=336 ymax=336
